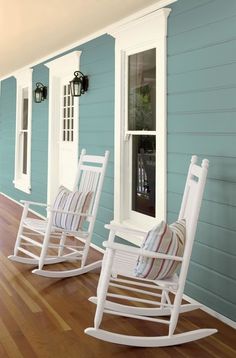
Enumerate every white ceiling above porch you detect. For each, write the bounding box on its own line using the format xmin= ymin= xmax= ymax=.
xmin=0 ymin=0 xmax=164 ymax=79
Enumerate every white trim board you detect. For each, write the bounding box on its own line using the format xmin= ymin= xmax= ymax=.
xmin=2 ymin=190 xmax=235 ymax=330
xmin=0 ymin=0 xmax=177 ymax=81
xmin=0 ymin=192 xmax=46 ymax=220
xmin=183 ymin=293 xmax=236 ymax=330
xmin=45 ymin=51 xmax=81 ymax=206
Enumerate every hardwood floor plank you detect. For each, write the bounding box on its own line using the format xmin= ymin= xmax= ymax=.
xmin=0 ymin=252 xmax=71 ymax=331
xmin=0 ymin=318 xmax=24 ymax=358
xmin=0 ymin=261 xmax=42 ymax=313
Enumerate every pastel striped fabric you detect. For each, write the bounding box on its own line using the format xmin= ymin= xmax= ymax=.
xmin=52 ymin=186 xmax=93 ymax=231
xmin=134 ymin=219 xmax=185 ymax=280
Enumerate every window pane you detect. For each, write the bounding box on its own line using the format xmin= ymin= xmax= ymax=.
xmin=23 ymin=132 xmax=28 ymax=174
xmin=22 ymin=88 xmax=28 ymax=130
xmin=132 ymin=135 xmax=155 ymax=217
xmin=128 ymin=48 xmax=156 ymax=131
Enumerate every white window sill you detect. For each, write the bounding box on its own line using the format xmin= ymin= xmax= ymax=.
xmin=13 ymin=179 xmax=31 ymax=194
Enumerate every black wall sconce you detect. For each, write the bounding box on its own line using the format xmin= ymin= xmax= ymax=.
xmin=69 ymin=71 xmax=89 ymax=97
xmin=34 ymin=82 xmax=47 ymax=103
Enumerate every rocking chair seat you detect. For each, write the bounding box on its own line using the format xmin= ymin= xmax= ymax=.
xmin=24 ymin=218 xmax=50 ymax=233
xmin=24 ymin=218 xmax=90 ymax=238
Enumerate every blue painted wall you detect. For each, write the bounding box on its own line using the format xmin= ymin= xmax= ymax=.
xmin=0 ymin=0 xmax=235 ymax=322
xmin=167 ymin=0 xmax=236 ymax=321
xmin=0 ymin=34 xmax=114 ymax=225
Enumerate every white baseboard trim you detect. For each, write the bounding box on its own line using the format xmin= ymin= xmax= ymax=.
xmin=1 ymin=192 xmax=235 ymax=329
xmin=183 ymin=293 xmax=236 ymax=329
xmin=0 ymin=192 xmax=46 ymax=219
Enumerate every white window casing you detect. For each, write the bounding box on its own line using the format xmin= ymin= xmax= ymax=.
xmin=109 ymin=8 xmax=171 ymax=245
xmin=13 ymin=69 xmax=33 ymax=194
xmin=45 ymin=51 xmax=81 ymax=206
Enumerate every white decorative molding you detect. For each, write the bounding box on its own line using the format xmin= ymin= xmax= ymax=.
xmin=183 ymin=293 xmax=236 ymax=330
xmin=111 ymin=8 xmax=170 ymax=241
xmin=45 ymin=51 xmax=81 ymax=206
xmin=45 ymin=51 xmax=81 ymax=77
xmin=13 ymin=68 xmax=33 ymax=194
xmin=0 ymin=0 xmax=177 ymax=82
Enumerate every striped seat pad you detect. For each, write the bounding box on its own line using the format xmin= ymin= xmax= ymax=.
xmin=52 ymin=186 xmax=93 ymax=231
xmin=134 ymin=220 xmax=185 ymax=280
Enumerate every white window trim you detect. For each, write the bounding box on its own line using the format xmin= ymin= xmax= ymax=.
xmin=45 ymin=51 xmax=81 ymax=206
xmin=13 ymin=68 xmax=33 ymax=194
xmin=109 ymin=8 xmax=171 ymax=245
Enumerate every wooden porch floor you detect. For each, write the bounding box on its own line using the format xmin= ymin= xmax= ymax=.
xmin=0 ymin=194 xmax=235 ymax=358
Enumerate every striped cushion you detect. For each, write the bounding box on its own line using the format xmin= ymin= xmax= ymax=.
xmin=52 ymin=186 xmax=93 ymax=231
xmin=134 ymin=220 xmax=185 ymax=280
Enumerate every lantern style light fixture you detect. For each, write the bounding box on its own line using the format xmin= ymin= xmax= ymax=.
xmin=34 ymin=82 xmax=47 ymax=103
xmin=69 ymin=71 xmax=89 ymax=97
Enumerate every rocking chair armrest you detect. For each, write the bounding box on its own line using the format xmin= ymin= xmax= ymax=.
xmin=48 ymin=208 xmax=93 ymax=218
xmin=103 ymin=241 xmax=183 ymax=262
xmin=104 ymin=223 xmax=147 ymax=238
xmin=20 ymin=200 xmax=48 ymax=207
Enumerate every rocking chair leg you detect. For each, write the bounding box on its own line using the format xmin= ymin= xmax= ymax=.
xmin=38 ymin=215 xmax=54 ymax=270
xmin=58 ymin=232 xmax=67 ymax=256
xmin=13 ymin=203 xmax=30 ymax=256
xmin=94 ymin=249 xmax=114 ymax=329
xmin=169 ymin=285 xmax=185 ymax=336
xmin=81 ymin=233 xmax=93 ymax=268
xmin=97 ymin=230 xmax=115 ymax=297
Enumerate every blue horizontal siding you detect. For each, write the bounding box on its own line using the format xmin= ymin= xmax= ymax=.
xmin=168 ymin=173 xmax=236 ymax=206
xmin=168 ymin=112 xmax=236 ymax=134
xmin=168 ymin=39 xmax=236 ymax=75
xmin=78 ymin=34 xmax=115 ymax=247
xmin=168 ymin=0 xmax=236 ymax=321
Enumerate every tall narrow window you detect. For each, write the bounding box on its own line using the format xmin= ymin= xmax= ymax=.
xmin=14 ymin=69 xmax=32 ymax=193
xmin=110 ymin=8 xmax=170 ymax=244
xmin=128 ymin=49 xmax=156 ymax=217
xmin=22 ymin=88 xmax=29 ymax=175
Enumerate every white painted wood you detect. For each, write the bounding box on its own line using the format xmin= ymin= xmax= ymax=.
xmin=89 ymin=296 xmax=201 ymax=316
xmin=85 ymin=156 xmax=217 ymax=346
xmin=183 ymin=293 xmax=236 ymax=330
xmin=110 ymin=8 xmax=170 ymax=242
xmin=85 ymin=328 xmax=217 ymax=347
xmin=13 ymin=68 xmax=33 ymax=194
xmin=8 ymin=149 xmax=109 ymax=278
xmin=32 ymin=260 xmax=102 ymax=278
xmin=103 ymin=241 xmax=183 ymax=262
xmin=58 ymin=75 xmax=78 ymax=190
xmin=45 ymin=51 xmax=81 ymax=205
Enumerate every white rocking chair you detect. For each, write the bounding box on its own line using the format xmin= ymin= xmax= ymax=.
xmin=85 ymin=156 xmax=217 ymax=347
xmin=9 ymin=149 xmax=109 ymax=278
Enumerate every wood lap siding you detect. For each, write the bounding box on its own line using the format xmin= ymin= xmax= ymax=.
xmin=167 ymin=0 xmax=236 ymax=321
